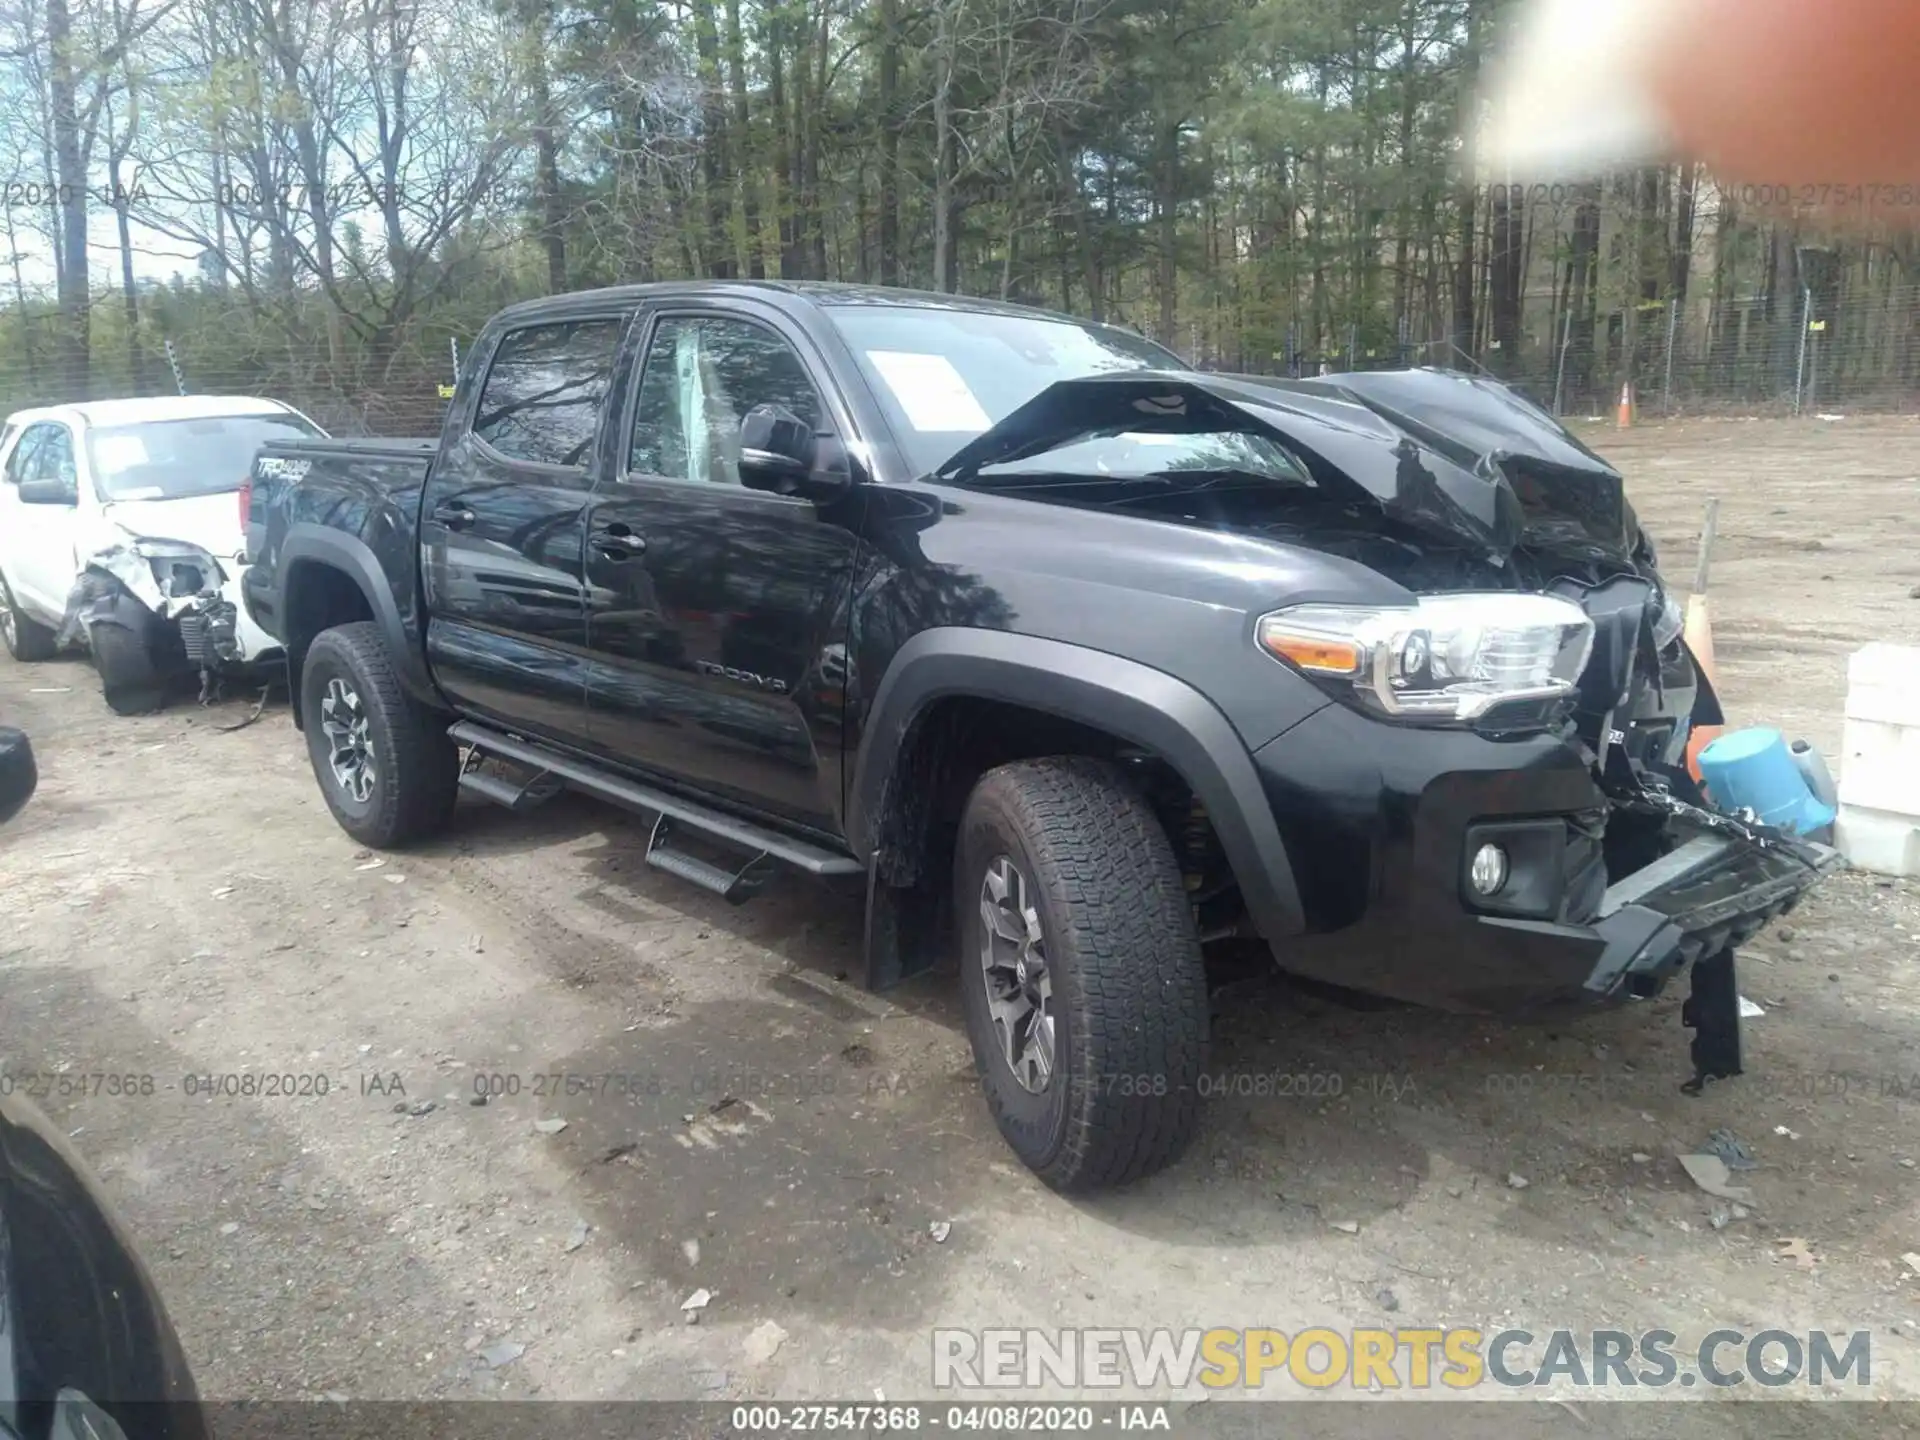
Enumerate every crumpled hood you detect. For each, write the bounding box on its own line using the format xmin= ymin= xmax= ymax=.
xmin=100 ymin=492 xmax=245 ymax=562
xmin=935 ymin=367 xmax=1636 ymax=565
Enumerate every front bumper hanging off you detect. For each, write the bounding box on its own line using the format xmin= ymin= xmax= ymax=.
xmin=1579 ymin=807 xmax=1842 ymax=1003
xmin=1250 ymin=704 xmax=1841 ymax=1040
xmin=1584 ymin=798 xmax=1842 ymax=1093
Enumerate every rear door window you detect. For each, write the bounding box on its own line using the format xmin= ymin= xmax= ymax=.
xmin=473 ymin=318 xmax=626 ymax=468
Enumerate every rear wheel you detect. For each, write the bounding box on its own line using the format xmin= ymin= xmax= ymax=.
xmin=301 ymin=622 xmax=458 ymax=848
xmin=956 ymin=756 xmax=1209 ymax=1191
xmin=0 ymin=576 xmax=58 ymax=662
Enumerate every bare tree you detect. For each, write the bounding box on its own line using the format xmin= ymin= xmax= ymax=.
xmin=35 ymin=0 xmax=175 ymax=391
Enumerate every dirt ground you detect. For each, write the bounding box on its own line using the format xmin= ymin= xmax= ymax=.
xmin=5 ymin=414 xmax=1920 ymax=1426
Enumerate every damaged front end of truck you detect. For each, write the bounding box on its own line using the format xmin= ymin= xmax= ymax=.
xmin=57 ymin=540 xmax=251 ymax=714
xmin=937 ymin=366 xmax=1841 ymax=1090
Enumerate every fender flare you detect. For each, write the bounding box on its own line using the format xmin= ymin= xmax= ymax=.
xmin=277 ymin=524 xmax=436 ymax=716
xmin=848 ymin=628 xmax=1307 ymax=941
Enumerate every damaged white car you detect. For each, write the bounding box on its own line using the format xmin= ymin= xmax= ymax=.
xmin=0 ymin=396 xmax=325 ymax=713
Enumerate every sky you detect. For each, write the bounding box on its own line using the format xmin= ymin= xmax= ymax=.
xmin=5 ymin=202 xmax=216 ymax=293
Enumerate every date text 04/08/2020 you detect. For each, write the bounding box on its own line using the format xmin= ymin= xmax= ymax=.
xmin=728 ymin=1405 xmax=1172 ymax=1432
xmin=1097 ymin=1071 xmax=1400 ymax=1100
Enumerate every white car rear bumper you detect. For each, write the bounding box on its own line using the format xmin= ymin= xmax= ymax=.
xmin=223 ymin=566 xmax=279 ymax=662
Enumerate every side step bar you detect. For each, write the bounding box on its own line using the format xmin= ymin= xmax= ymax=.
xmin=448 ymin=721 xmax=864 ymax=893
xmin=645 ymin=814 xmax=778 ymax=902
xmin=457 ymin=757 xmax=564 ymax=813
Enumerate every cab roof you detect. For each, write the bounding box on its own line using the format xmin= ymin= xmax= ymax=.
xmin=490 ymin=279 xmax=1127 ymax=330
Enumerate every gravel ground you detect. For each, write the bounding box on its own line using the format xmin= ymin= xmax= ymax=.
xmin=3 ymin=414 xmax=1920 ymax=1427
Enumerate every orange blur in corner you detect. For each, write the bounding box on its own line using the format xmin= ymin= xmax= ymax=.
xmin=1488 ymin=0 xmax=1920 ymax=232
xmin=1649 ymin=0 xmax=1920 ymax=193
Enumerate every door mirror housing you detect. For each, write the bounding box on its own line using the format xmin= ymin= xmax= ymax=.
xmin=738 ymin=404 xmax=813 ymax=484
xmin=17 ymin=475 xmax=76 ymax=506
xmin=737 ymin=404 xmax=849 ymax=501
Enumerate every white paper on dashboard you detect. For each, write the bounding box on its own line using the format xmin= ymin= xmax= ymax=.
xmin=92 ymin=435 xmax=150 ymax=472
xmin=866 ymin=351 xmax=993 ymax=433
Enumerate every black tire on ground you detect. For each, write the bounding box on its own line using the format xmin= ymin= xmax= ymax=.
xmin=90 ymin=619 xmax=172 ymax=715
xmin=0 ymin=575 xmax=59 ymax=662
xmin=300 ymin=621 xmax=459 ymax=848
xmin=955 ymin=756 xmax=1210 ymax=1192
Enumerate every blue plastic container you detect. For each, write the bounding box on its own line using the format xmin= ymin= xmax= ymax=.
xmin=1697 ymin=727 xmax=1837 ymax=834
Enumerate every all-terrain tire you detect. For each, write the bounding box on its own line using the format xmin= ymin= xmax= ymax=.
xmin=90 ymin=620 xmax=171 ymax=715
xmin=955 ymin=756 xmax=1209 ymax=1191
xmin=0 ymin=575 xmax=59 ymax=662
xmin=301 ymin=622 xmax=459 ymax=848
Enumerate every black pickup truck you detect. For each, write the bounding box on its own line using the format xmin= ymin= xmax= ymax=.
xmin=241 ymin=280 xmax=1837 ymax=1190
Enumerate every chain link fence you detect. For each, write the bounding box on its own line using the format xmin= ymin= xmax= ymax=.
xmin=1222 ymin=277 xmax=1920 ymax=420
xmin=0 ymin=307 xmax=470 ymax=439
xmin=4 ymin=272 xmax=1919 ymax=436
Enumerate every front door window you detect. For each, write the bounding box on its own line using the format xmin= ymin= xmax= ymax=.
xmin=628 ymin=316 xmax=824 ymax=485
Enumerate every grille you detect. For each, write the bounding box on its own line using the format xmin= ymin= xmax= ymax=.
xmin=179 ymin=613 xmax=211 ymax=664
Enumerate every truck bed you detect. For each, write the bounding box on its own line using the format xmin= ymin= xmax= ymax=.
xmin=243 ymin=436 xmax=442 ymax=647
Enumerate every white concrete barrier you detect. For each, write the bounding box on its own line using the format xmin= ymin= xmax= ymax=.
xmin=1836 ymin=642 xmax=1920 ymax=876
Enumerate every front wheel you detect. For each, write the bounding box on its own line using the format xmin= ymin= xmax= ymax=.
xmin=90 ymin=619 xmax=172 ymax=715
xmin=300 ymin=622 xmax=458 ymax=848
xmin=956 ymin=757 xmax=1210 ymax=1191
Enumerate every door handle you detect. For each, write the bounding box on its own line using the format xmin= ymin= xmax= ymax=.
xmin=433 ymin=503 xmax=476 ymax=530
xmin=590 ymin=522 xmax=645 ymax=560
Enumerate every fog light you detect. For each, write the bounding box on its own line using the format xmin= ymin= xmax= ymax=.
xmin=1470 ymin=843 xmax=1509 ymax=896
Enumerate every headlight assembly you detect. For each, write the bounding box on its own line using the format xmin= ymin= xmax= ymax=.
xmin=128 ymin=539 xmax=224 ymax=596
xmin=1257 ymin=592 xmax=1595 ymax=723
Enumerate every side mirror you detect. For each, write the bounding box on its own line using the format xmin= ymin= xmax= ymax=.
xmin=17 ymin=476 xmax=76 ymax=506
xmin=737 ymin=404 xmax=849 ymax=501
xmin=738 ymin=405 xmax=813 ymax=486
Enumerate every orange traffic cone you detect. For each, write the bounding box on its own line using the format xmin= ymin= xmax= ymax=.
xmin=1616 ymin=382 xmax=1635 ymax=428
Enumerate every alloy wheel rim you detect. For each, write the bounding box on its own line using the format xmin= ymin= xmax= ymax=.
xmin=0 ymin=591 xmax=14 ymax=649
xmin=978 ymin=853 xmax=1055 ymax=1094
xmin=320 ymin=677 xmax=377 ymax=804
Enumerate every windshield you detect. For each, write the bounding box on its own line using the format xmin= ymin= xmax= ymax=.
xmin=86 ymin=413 xmax=322 ymax=502
xmin=824 ymin=305 xmax=1184 ymax=475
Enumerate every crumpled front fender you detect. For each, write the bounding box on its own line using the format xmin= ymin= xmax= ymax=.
xmin=54 ymin=569 xmax=147 ymax=649
xmin=58 ymin=540 xmax=229 ymax=648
